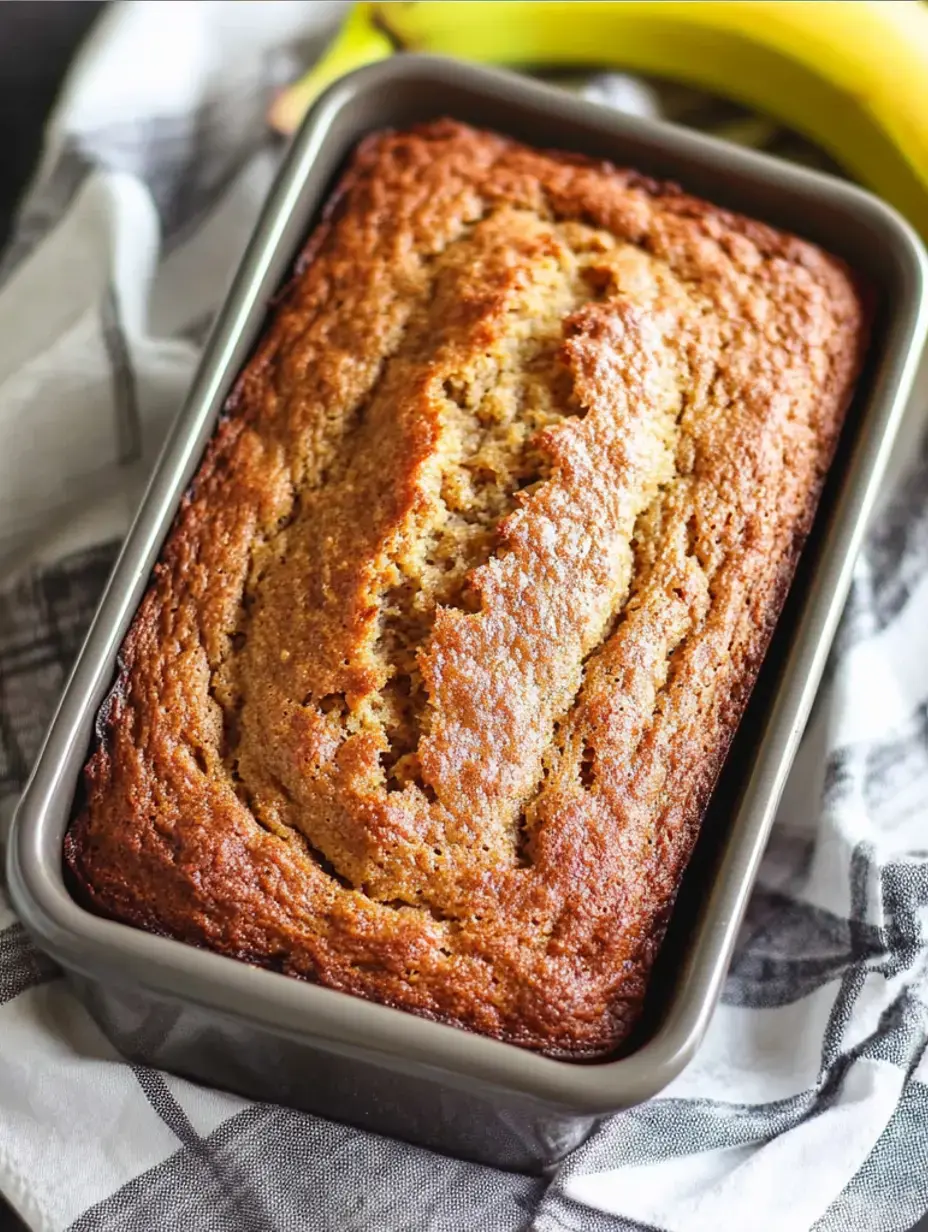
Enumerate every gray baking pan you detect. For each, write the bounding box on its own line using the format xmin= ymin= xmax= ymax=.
xmin=8 ymin=56 xmax=928 ymax=1173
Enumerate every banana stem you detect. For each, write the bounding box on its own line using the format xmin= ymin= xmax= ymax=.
xmin=266 ymin=1 xmax=928 ymax=242
xmin=268 ymin=4 xmax=394 ymax=135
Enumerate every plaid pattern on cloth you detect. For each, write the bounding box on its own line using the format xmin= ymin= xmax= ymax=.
xmin=1 ymin=3 xmax=927 ymax=1230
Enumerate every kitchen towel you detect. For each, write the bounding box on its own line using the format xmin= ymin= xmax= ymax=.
xmin=1 ymin=3 xmax=927 ymax=1230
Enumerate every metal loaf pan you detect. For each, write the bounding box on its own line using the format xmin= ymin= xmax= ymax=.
xmin=8 ymin=56 xmax=928 ymax=1173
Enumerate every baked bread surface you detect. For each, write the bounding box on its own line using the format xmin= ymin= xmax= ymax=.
xmin=67 ymin=120 xmax=867 ymax=1056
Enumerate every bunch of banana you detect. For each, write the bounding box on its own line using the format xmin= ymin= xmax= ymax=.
xmin=268 ymin=1 xmax=928 ymax=241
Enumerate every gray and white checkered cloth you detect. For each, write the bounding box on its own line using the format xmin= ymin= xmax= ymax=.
xmin=1 ymin=3 xmax=928 ymax=1230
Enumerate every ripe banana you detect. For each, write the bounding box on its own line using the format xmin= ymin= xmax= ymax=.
xmin=268 ymin=1 xmax=928 ymax=242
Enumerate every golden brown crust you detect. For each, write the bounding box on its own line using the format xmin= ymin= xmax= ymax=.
xmin=65 ymin=120 xmax=868 ymax=1057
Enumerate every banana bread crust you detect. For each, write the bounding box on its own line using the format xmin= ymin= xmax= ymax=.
xmin=66 ymin=120 xmax=867 ymax=1057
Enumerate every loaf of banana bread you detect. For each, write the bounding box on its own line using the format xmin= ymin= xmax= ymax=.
xmin=66 ymin=120 xmax=867 ymax=1057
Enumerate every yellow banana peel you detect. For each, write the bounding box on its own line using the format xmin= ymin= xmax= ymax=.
xmin=267 ymin=5 xmax=393 ymax=136
xmin=268 ymin=1 xmax=928 ymax=241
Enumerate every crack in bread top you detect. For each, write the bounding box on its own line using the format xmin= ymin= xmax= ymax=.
xmin=70 ymin=120 xmax=868 ymax=1056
